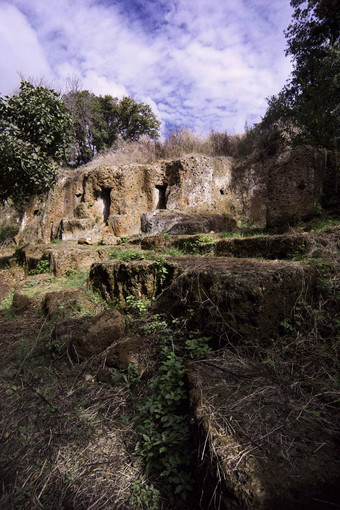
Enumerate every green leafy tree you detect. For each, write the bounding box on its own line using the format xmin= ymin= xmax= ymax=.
xmin=114 ymin=96 xmax=160 ymax=141
xmin=63 ymin=91 xmax=161 ymax=166
xmin=62 ymin=90 xmax=102 ymax=166
xmin=262 ymin=0 xmax=340 ymax=150
xmin=0 ymin=81 xmax=73 ymax=205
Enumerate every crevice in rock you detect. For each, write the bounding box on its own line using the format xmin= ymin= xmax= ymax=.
xmin=155 ymin=184 xmax=167 ymax=209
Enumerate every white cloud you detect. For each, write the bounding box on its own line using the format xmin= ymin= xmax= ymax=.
xmin=82 ymin=71 xmax=128 ymax=98
xmin=0 ymin=2 xmax=52 ymax=94
xmin=2 ymin=0 xmax=293 ymax=133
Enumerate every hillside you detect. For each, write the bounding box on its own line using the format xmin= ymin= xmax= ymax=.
xmin=0 ymin=151 xmax=339 ymax=510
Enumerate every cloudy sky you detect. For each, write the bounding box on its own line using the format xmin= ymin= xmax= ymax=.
xmin=0 ymin=0 xmax=293 ymax=134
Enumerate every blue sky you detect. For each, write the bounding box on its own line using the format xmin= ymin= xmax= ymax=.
xmin=0 ymin=0 xmax=293 ymax=134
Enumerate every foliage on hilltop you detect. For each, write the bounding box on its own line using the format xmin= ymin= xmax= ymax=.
xmin=260 ymin=0 xmax=340 ymax=151
xmin=63 ymin=90 xmax=161 ymax=166
xmin=0 ymin=81 xmax=73 ymax=206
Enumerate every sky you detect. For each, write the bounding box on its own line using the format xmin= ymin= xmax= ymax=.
xmin=0 ymin=0 xmax=293 ymax=135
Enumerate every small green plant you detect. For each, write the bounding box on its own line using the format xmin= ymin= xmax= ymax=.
xmin=29 ymin=259 xmax=50 ymax=275
xmin=87 ymin=202 xmax=94 ymax=208
xmin=123 ymin=363 xmax=141 ymax=389
xmin=45 ymin=338 xmax=65 ymax=359
xmin=135 ymin=315 xmax=205 ymax=502
xmin=198 ymin=235 xmax=214 ymax=243
xmin=1 ymin=290 xmax=15 ymax=310
xmin=119 ymin=235 xmax=129 ymax=244
xmin=110 ymin=247 xmax=146 ymax=261
xmin=152 ymin=256 xmax=168 ymax=283
xmin=241 ymin=217 xmax=249 ymax=229
xmin=262 ymin=358 xmax=276 ymax=368
xmin=185 ymin=330 xmax=213 ymax=359
xmin=162 ymin=247 xmax=185 ymax=256
xmin=129 ymin=478 xmax=160 ymax=510
xmin=221 ymin=231 xmax=242 ymax=238
xmin=126 ymin=295 xmax=150 ymax=315
xmin=136 ymin=345 xmax=193 ymax=501
xmin=279 ymin=318 xmax=294 ymax=333
xmin=65 ymin=268 xmax=78 ymax=278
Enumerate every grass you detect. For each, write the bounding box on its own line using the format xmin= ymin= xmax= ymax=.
xmin=15 ymin=270 xmax=89 ymax=299
xmin=0 ymin=322 xmax=142 ymax=509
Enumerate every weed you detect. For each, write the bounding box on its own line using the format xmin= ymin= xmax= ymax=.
xmin=119 ymin=236 xmax=129 ymax=244
xmin=129 ymin=478 xmax=160 ymax=510
xmin=126 ymin=295 xmax=150 ymax=315
xmin=1 ymin=289 xmax=15 ymax=310
xmin=29 ymin=259 xmax=50 ymax=275
xmin=45 ymin=338 xmax=65 ymax=359
xmin=136 ymin=315 xmax=213 ymax=502
xmin=185 ymin=330 xmax=213 ymax=359
xmin=152 ymin=255 xmax=168 ymax=283
xmin=221 ymin=231 xmax=243 ymax=238
xmin=65 ymin=268 xmax=78 ymax=278
xmin=198 ymin=235 xmax=214 ymax=243
xmin=162 ymin=247 xmax=185 ymax=256
xmin=123 ymin=363 xmax=141 ymax=389
xmin=262 ymin=358 xmax=276 ymax=368
xmin=280 ymin=317 xmax=295 ymax=333
xmin=110 ymin=247 xmax=146 ymax=261
xmin=136 ymin=343 xmax=193 ymax=501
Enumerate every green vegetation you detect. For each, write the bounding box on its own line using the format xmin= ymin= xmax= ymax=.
xmin=109 ymin=248 xmax=168 ymax=283
xmin=262 ymin=0 xmax=340 ymax=152
xmin=136 ymin=313 xmax=212 ymax=503
xmin=28 ymin=259 xmax=50 ymax=275
xmin=110 ymin=247 xmax=146 ymax=261
xmin=129 ymin=478 xmax=160 ymax=510
xmin=0 ymin=81 xmax=73 ymax=205
xmin=63 ymin=90 xmax=161 ymax=166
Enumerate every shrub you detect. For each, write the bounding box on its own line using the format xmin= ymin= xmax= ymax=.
xmin=29 ymin=259 xmax=50 ymax=275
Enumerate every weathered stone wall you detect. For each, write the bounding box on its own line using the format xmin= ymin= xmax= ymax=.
xmin=162 ymin=156 xmax=238 ymax=214
xmin=231 ymin=146 xmax=326 ymax=227
xmin=16 ymin=147 xmax=327 ymax=244
xmin=17 ymin=157 xmax=238 ymax=243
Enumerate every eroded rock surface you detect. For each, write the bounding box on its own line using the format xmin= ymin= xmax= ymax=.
xmin=188 ymin=356 xmax=339 ymax=510
xmin=15 ymin=148 xmax=328 ymax=244
xmin=53 ymin=309 xmax=126 ymax=359
xmin=90 ymin=256 xmax=315 ymax=345
xmin=141 ymin=211 xmax=237 ymax=234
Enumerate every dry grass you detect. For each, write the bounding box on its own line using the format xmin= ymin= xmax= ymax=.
xmin=58 ymin=129 xmax=239 ymax=174
xmin=0 ymin=306 xmax=147 ymax=510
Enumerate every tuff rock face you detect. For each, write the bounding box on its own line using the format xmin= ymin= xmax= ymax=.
xmin=16 ymin=147 xmax=326 ymax=244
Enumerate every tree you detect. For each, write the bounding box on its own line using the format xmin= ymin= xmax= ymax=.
xmin=114 ymin=96 xmax=160 ymax=142
xmin=62 ymin=91 xmax=161 ymax=166
xmin=63 ymin=90 xmax=103 ymax=166
xmin=261 ymin=0 xmax=340 ymax=150
xmin=0 ymin=81 xmax=73 ymax=205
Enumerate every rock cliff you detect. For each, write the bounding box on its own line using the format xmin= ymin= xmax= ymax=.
xmin=16 ymin=146 xmax=326 ymax=244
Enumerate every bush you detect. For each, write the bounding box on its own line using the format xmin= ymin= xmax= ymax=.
xmin=0 ymin=81 xmax=73 ymax=205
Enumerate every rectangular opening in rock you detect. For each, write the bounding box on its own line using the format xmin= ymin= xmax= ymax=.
xmin=155 ymin=185 xmax=167 ymax=209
